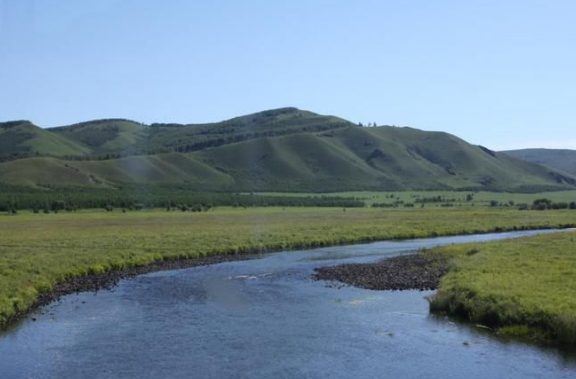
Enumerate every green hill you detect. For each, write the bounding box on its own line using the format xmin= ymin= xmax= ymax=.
xmin=0 ymin=108 xmax=574 ymax=192
xmin=192 ymin=125 xmax=575 ymax=191
xmin=0 ymin=153 xmax=234 ymax=189
xmin=50 ymin=119 xmax=148 ymax=155
xmin=48 ymin=108 xmax=352 ymax=157
xmin=0 ymin=121 xmax=90 ymax=160
xmin=502 ymin=149 xmax=576 ymax=177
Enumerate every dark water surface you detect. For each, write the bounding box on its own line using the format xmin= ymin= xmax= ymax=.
xmin=1 ymin=230 xmax=575 ymax=379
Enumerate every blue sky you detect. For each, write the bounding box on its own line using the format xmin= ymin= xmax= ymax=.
xmin=0 ymin=0 xmax=575 ymax=150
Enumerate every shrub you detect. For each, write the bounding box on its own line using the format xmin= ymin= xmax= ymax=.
xmin=466 ymin=248 xmax=480 ymax=256
xmin=532 ymin=198 xmax=552 ymax=210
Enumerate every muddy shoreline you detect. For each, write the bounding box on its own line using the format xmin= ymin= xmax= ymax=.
xmin=314 ymin=253 xmax=450 ymax=291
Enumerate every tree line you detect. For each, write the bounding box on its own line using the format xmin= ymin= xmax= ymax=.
xmin=530 ymin=198 xmax=576 ymax=211
xmin=0 ymin=185 xmax=365 ymax=213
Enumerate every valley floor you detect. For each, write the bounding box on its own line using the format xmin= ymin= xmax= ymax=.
xmin=0 ymin=207 xmax=575 ymax=334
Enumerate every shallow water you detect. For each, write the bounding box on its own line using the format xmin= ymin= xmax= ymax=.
xmin=1 ymin=230 xmax=575 ymax=379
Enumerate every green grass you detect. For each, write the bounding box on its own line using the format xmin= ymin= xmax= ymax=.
xmin=427 ymin=231 xmax=576 ymax=345
xmin=0 ymin=207 xmax=575 ymax=330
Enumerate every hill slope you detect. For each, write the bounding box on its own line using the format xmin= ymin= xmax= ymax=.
xmin=502 ymin=149 xmax=576 ymax=177
xmin=0 ymin=121 xmax=90 ymax=160
xmin=48 ymin=108 xmax=352 ymax=157
xmin=50 ymin=119 xmax=148 ymax=155
xmin=0 ymin=109 xmax=575 ymax=192
xmin=192 ymin=125 xmax=575 ymax=191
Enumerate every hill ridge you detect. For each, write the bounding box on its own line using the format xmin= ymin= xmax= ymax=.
xmin=1 ymin=108 xmax=575 ymax=192
xmin=503 ymin=148 xmax=576 ymax=177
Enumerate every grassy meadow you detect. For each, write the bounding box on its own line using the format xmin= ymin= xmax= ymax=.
xmin=0 ymin=206 xmax=576 ymax=330
xmin=428 ymin=231 xmax=576 ymax=345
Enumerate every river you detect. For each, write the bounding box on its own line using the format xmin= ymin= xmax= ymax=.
xmin=0 ymin=230 xmax=574 ymax=378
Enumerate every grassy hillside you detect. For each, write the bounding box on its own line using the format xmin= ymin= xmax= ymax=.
xmin=0 ymin=154 xmax=234 ymax=189
xmin=336 ymin=126 xmax=573 ymax=190
xmin=194 ymin=132 xmax=388 ymax=191
xmin=0 ymin=121 xmax=90 ymax=160
xmin=0 ymin=157 xmax=112 ymax=188
xmin=48 ymin=108 xmax=353 ymax=157
xmin=503 ymin=148 xmax=576 ymax=177
xmin=1 ymin=108 xmax=575 ymax=192
xmin=146 ymin=107 xmax=352 ymax=154
xmin=75 ymin=153 xmax=234 ymax=186
xmin=192 ymin=125 xmax=576 ymax=191
xmin=50 ymin=119 xmax=148 ymax=155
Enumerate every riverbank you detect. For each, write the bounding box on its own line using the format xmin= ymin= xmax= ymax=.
xmin=1 ymin=207 xmax=575 ymax=331
xmin=428 ymin=231 xmax=576 ymax=346
xmin=6 ymin=253 xmax=262 ymax=330
xmin=315 ymin=229 xmax=576 ymax=346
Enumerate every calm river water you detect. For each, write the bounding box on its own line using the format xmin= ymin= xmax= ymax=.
xmin=1 ymin=230 xmax=575 ymax=379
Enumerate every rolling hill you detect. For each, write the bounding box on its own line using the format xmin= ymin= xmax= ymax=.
xmin=46 ymin=108 xmax=353 ymax=158
xmin=50 ymin=119 xmax=149 ymax=155
xmin=502 ymin=149 xmax=576 ymax=177
xmin=0 ymin=108 xmax=574 ymax=192
xmin=0 ymin=120 xmax=90 ymax=160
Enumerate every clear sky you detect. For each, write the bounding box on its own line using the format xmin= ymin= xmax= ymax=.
xmin=1 ymin=0 xmax=575 ymax=150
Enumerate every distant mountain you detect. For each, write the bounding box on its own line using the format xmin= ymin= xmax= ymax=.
xmin=0 ymin=108 xmax=574 ymax=192
xmin=502 ymin=149 xmax=576 ymax=177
